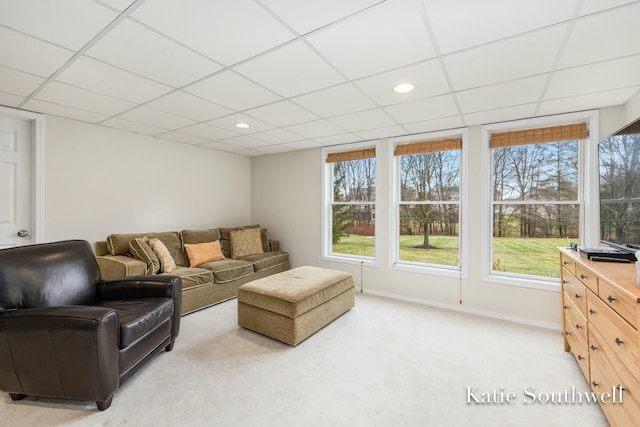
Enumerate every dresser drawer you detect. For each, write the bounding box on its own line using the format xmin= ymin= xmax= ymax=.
xmin=588 ymin=293 xmax=639 ymax=381
xmin=589 ymin=326 xmax=640 ymax=426
xmin=564 ymin=292 xmax=588 ymax=344
xmin=576 ymin=264 xmax=598 ymax=293
xmin=565 ymin=318 xmax=590 ymax=380
xmin=563 ymin=272 xmax=587 ymax=316
xmin=561 ymin=253 xmax=576 ymax=276
xmin=599 ymin=278 xmax=638 ymax=329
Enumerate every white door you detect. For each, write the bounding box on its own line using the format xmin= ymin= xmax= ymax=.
xmin=0 ymin=115 xmax=33 ymax=248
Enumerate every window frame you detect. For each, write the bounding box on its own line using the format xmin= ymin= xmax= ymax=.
xmin=389 ymin=128 xmax=469 ymax=278
xmin=481 ymin=110 xmax=600 ymax=291
xmin=321 ymin=141 xmax=380 ymax=266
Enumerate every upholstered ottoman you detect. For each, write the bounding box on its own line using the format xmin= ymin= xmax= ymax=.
xmin=237 ymin=266 xmax=354 ymax=346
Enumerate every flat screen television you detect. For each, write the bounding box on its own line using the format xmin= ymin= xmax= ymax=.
xmin=599 ymin=118 xmax=640 ymax=257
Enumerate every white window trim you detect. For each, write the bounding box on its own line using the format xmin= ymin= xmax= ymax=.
xmin=321 ymin=140 xmax=380 ymax=266
xmin=480 ymin=110 xmax=600 ymax=291
xmin=389 ymin=128 xmax=469 ymax=279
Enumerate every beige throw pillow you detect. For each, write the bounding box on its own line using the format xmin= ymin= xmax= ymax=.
xmin=184 ymin=241 xmax=225 ymax=267
xmin=129 ymin=237 xmax=160 ymax=275
xmin=229 ymin=228 xmax=264 ymax=258
xmin=148 ymin=238 xmax=177 ymax=273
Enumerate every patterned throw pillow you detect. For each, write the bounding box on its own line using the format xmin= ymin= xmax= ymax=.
xmin=229 ymin=228 xmax=264 ymax=258
xmin=129 ymin=237 xmax=160 ymax=274
xmin=184 ymin=241 xmax=226 ymax=267
xmin=148 ymin=238 xmax=177 ymax=273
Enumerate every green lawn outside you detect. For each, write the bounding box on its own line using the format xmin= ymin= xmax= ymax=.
xmin=332 ymin=235 xmax=567 ymax=277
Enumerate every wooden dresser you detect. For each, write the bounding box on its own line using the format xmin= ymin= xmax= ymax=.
xmin=560 ymin=247 xmax=640 ymax=426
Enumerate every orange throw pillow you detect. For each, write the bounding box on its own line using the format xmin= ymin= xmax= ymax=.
xmin=184 ymin=241 xmax=225 ymax=267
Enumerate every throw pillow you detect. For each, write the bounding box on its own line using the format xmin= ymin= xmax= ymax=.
xmin=229 ymin=227 xmax=264 ymax=258
xmin=129 ymin=237 xmax=160 ymax=275
xmin=148 ymin=238 xmax=177 ymax=273
xmin=184 ymin=241 xmax=225 ymax=267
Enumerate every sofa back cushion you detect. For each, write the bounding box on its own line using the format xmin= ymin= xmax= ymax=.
xmin=180 ymin=229 xmax=221 ymax=245
xmin=106 ymin=231 xmax=186 ymax=266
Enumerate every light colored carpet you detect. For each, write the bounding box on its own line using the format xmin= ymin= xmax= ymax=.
xmin=0 ymin=293 xmax=608 ymax=427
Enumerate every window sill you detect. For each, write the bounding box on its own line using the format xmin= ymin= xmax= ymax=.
xmin=390 ymin=262 xmax=464 ymax=279
xmin=483 ymin=272 xmax=561 ymax=292
xmin=321 ymin=255 xmax=378 ymax=267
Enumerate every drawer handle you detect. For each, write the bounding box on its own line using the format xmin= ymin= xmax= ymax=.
xmin=580 ymin=274 xmax=587 ymax=280
xmin=575 ymin=324 xmax=582 ymax=330
xmin=589 ymin=308 xmax=596 ymax=315
xmin=563 ymin=261 xmax=568 ymax=265
xmin=562 ymin=280 xmax=567 ymax=284
xmin=574 ymin=293 xmax=581 ymax=299
xmin=590 ymin=345 xmax=597 ymax=351
xmin=615 ymin=337 xmax=624 ymax=346
xmin=564 ymin=305 xmax=570 ymax=310
xmin=607 ymin=295 xmax=616 ymax=303
xmin=565 ymin=331 xmax=570 ymax=336
xmin=592 ymin=381 xmax=599 ymax=388
xmin=617 ymin=385 xmax=626 ymax=392
xmin=577 ymin=355 xmax=584 ymax=361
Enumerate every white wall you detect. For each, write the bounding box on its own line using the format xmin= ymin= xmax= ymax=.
xmin=43 ymin=116 xmax=252 ymax=245
xmin=251 ymin=107 xmax=629 ymax=327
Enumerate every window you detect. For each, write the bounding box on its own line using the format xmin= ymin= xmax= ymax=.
xmin=489 ymin=123 xmax=586 ymax=279
xmin=323 ymin=144 xmax=377 ymax=263
xmin=392 ymin=133 xmax=464 ymax=272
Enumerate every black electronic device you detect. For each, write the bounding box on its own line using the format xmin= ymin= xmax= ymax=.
xmin=577 ymin=246 xmax=637 ymax=261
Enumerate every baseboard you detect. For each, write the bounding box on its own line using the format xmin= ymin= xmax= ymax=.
xmin=359 ymin=288 xmax=562 ymax=331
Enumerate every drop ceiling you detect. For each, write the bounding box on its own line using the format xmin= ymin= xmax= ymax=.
xmin=1 ymin=0 xmax=639 ymax=156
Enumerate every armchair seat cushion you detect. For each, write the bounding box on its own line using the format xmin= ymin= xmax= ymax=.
xmin=97 ymin=298 xmax=174 ymax=348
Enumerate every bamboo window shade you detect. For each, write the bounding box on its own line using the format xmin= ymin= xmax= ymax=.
xmin=326 ymin=147 xmax=376 ymax=163
xmin=394 ymin=138 xmax=462 ymax=156
xmin=490 ymin=123 xmax=587 ymax=148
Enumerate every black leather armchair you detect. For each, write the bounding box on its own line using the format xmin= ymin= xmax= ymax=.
xmin=0 ymin=240 xmax=181 ymax=410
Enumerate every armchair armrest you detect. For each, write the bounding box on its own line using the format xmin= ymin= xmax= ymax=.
xmin=0 ymin=306 xmax=119 ymax=403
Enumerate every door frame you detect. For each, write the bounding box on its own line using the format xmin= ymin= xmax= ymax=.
xmin=0 ymin=105 xmax=44 ymax=244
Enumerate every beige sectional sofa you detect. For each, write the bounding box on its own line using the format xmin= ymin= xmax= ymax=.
xmin=94 ymin=225 xmax=289 ymax=315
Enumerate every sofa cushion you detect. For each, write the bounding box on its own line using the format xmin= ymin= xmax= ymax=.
xmin=240 ymin=251 xmax=289 ymax=273
xmin=180 ymin=229 xmax=221 ymax=245
xmin=184 ymin=241 xmax=225 ymax=267
xmin=220 ymin=225 xmax=269 ymax=258
xmin=96 ymin=297 xmax=173 ymax=349
xmin=230 ymin=228 xmax=264 ymax=258
xmin=160 ymin=267 xmax=213 ymax=290
xmin=129 ymin=237 xmax=160 ymax=275
xmin=198 ymin=259 xmax=254 ymax=283
xmin=106 ymin=231 xmax=186 ymax=266
xmin=149 ymin=238 xmax=177 ymax=273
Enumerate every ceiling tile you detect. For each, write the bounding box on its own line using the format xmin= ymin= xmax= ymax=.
xmin=546 ymin=55 xmax=640 ymax=99
xmin=384 ymin=94 xmax=459 ymax=123
xmin=253 ymin=144 xmax=293 ymax=155
xmin=443 ymin=25 xmax=567 ymax=91
xmin=285 ymin=120 xmax=347 ymax=138
xmin=262 ymin=0 xmax=383 ymax=34
xmin=101 ymin=117 xmax=166 ymax=135
xmin=354 ymin=59 xmax=450 ymax=106
xmin=218 ymin=135 xmax=269 ymax=150
xmin=329 ymin=108 xmax=397 ymax=132
xmin=558 ymin=3 xmax=640 ymax=69
xmin=131 ymin=0 xmax=295 ymax=65
xmin=537 ymin=87 xmax=640 ymax=116
xmin=234 ymin=41 xmax=346 ymax=97
xmin=245 ymin=100 xmax=319 ymax=127
xmin=0 ymin=0 xmax=117 ymax=50
xmin=199 ymin=141 xmax=242 ymax=152
xmin=579 ymin=0 xmax=637 ymax=15
xmin=179 ymin=123 xmax=238 ymax=140
xmin=208 ymin=114 xmax=275 ymax=134
xmin=55 ymin=56 xmax=172 ymax=103
xmin=424 ymin=0 xmax=579 ymax=54
xmin=117 ymin=106 xmax=197 ymax=130
xmin=464 ymin=104 xmax=538 ymax=126
xmin=403 ymin=115 xmax=465 ymax=134
xmin=23 ymin=99 xmax=109 ymax=123
xmin=314 ymin=133 xmax=362 ymax=145
xmin=281 ymin=140 xmax=323 ymax=151
xmin=35 ymin=81 xmax=135 ymax=116
xmin=0 ymin=66 xmax=45 ymax=96
xmin=158 ymin=131 xmax=210 ymax=145
xmin=456 ymin=75 xmax=547 ymax=113
xmin=97 ymin=0 xmax=137 ymax=12
xmin=355 ymin=125 xmax=407 ymax=140
xmin=251 ymin=129 xmax=304 ymax=144
xmin=0 ymin=26 xmax=73 ymax=77
xmin=292 ymin=83 xmax=376 ymax=117
xmin=0 ymin=91 xmax=24 ymax=107
xmin=307 ymin=0 xmax=436 ymax=79
xmin=86 ymin=19 xmax=222 ymax=88
xmin=183 ymin=70 xmax=281 ymax=111
xmin=146 ymin=91 xmax=232 ymax=122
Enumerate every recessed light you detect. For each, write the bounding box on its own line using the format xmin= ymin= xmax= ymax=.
xmin=393 ymin=83 xmax=415 ymax=94
xmin=234 ymin=122 xmax=251 ymax=129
